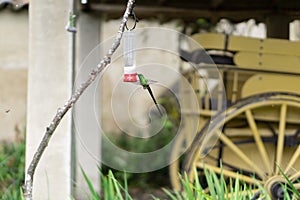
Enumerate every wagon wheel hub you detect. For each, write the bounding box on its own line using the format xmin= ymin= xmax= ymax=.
xmin=265 ymin=176 xmax=292 ymax=199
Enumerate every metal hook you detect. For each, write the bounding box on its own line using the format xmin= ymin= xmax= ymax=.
xmin=125 ymin=11 xmax=137 ymax=31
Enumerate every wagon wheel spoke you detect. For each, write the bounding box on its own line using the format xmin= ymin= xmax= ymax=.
xmin=169 ymin=132 xmax=189 ymax=191
xmin=218 ymin=131 xmax=265 ymax=178
xmin=284 ymin=145 xmax=300 ymax=174
xmin=275 ymin=103 xmax=287 ymax=175
xmin=226 ymin=189 xmax=261 ymax=199
xmin=196 ymin=162 xmax=262 ymax=185
xmin=293 ymin=183 xmax=300 ymax=190
xmin=289 ymin=169 xmax=300 ymax=181
xmin=245 ymin=109 xmax=272 ymax=174
xmin=196 ymin=162 xmax=262 ymax=198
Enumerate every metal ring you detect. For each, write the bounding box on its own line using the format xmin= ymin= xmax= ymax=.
xmin=125 ymin=11 xmax=137 ymax=31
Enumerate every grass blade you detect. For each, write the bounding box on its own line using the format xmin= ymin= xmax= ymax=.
xmin=204 ymin=168 xmax=216 ymax=199
xmin=211 ymin=169 xmax=222 ymax=197
xmin=182 ymin=173 xmax=195 ymax=200
xmin=192 ymin=168 xmax=205 ymax=200
xmin=109 ymin=171 xmax=123 ymax=200
xmin=162 ymin=188 xmax=178 ymax=200
xmin=278 ymin=165 xmax=300 ymax=198
xmin=80 ymin=167 xmax=100 ymax=199
xmin=234 ymin=174 xmax=239 ymax=199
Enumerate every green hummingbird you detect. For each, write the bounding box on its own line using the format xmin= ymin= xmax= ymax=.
xmin=137 ymin=74 xmax=163 ymax=116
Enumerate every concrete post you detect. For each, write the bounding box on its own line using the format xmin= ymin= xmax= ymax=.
xmin=26 ymin=0 xmax=74 ymax=199
xmin=74 ymin=12 xmax=101 ymax=198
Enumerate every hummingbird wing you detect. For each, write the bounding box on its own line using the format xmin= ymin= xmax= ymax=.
xmin=146 ymin=79 xmax=157 ymax=85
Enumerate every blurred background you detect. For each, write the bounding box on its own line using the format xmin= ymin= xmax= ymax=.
xmin=1 ymin=0 xmax=300 ymax=199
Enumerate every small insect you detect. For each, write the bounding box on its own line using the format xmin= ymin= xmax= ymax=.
xmin=66 ymin=12 xmax=77 ymax=33
xmin=5 ymin=109 xmax=10 ymax=113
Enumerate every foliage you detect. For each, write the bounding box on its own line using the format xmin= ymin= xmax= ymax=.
xmin=82 ymin=165 xmax=300 ymax=200
xmin=101 ymin=94 xmax=180 ymax=189
xmin=163 ymin=168 xmax=257 ymax=200
xmin=0 ymin=131 xmax=25 ymax=200
xmin=278 ymin=165 xmax=300 ymax=199
xmin=80 ymin=168 xmax=132 ymax=200
xmin=163 ymin=165 xmax=300 ymax=200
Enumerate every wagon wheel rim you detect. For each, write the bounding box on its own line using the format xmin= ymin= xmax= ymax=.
xmin=183 ymin=92 xmax=300 ymax=198
xmin=169 ymin=130 xmax=187 ymax=190
xmin=169 ymin=118 xmax=203 ymax=190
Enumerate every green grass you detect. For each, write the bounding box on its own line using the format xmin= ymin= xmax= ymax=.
xmin=0 ymin=133 xmax=25 ymax=200
xmin=278 ymin=165 xmax=300 ymax=199
xmin=80 ymin=167 xmax=133 ymax=200
xmin=81 ymin=164 xmax=300 ymax=200
xmin=163 ymin=167 xmax=256 ymax=200
xmin=1 ymin=128 xmax=298 ymax=200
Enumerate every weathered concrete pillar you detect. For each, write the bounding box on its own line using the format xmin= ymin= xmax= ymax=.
xmin=266 ymin=13 xmax=290 ymax=39
xmin=26 ymin=0 xmax=74 ymax=199
xmin=74 ymin=12 xmax=101 ymax=198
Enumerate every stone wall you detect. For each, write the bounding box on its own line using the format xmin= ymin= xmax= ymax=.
xmin=0 ymin=9 xmax=28 ymax=141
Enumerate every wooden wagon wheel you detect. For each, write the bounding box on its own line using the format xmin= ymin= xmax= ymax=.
xmin=183 ymin=92 xmax=300 ymax=199
xmin=169 ymin=130 xmax=187 ymax=190
xmin=169 ymin=114 xmax=205 ymax=190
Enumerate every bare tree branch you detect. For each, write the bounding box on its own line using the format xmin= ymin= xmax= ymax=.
xmin=23 ymin=0 xmax=136 ymax=199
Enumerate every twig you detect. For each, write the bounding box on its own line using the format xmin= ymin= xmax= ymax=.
xmin=23 ymin=0 xmax=135 ymax=199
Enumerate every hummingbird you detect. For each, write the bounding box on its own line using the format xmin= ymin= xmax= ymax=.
xmin=137 ymin=74 xmax=163 ymax=116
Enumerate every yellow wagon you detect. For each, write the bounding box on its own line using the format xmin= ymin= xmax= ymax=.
xmin=169 ymin=33 xmax=300 ymax=199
